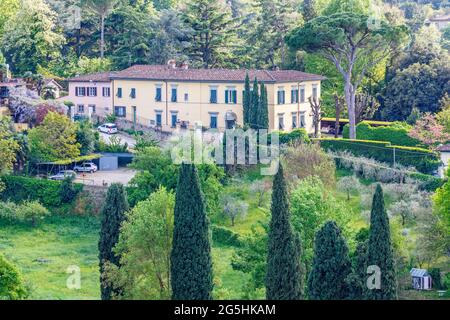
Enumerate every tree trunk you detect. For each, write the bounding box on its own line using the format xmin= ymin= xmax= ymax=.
xmin=100 ymin=14 xmax=105 ymax=59
xmin=345 ymin=82 xmax=356 ymax=140
xmin=334 ymin=94 xmax=341 ymax=138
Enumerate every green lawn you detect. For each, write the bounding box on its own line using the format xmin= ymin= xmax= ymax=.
xmin=0 ymin=215 xmax=100 ymax=300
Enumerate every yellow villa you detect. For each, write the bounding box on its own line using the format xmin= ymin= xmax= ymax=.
xmin=69 ymin=61 xmax=325 ymax=134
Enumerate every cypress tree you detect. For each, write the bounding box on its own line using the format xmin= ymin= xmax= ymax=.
xmin=249 ymin=78 xmax=259 ymax=129
xmin=346 ymin=240 xmax=368 ymax=300
xmin=243 ymin=73 xmax=251 ymax=126
xmin=171 ymin=163 xmax=213 ymax=300
xmin=366 ymin=184 xmax=397 ymax=300
xmin=99 ymin=183 xmax=129 ymax=300
xmin=307 ymin=221 xmax=352 ymax=300
xmin=257 ymin=83 xmax=269 ymax=129
xmin=266 ymin=164 xmax=303 ymax=300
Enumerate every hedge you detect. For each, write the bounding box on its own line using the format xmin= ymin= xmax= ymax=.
xmin=342 ymin=122 xmax=422 ymax=147
xmin=211 ymin=225 xmax=242 ymax=247
xmin=315 ymin=138 xmax=441 ymax=174
xmin=322 ymin=118 xmax=395 ymax=126
xmin=271 ymin=129 xmax=310 ymax=145
xmin=409 ymin=173 xmax=447 ymax=192
xmin=0 ymin=175 xmax=83 ymax=207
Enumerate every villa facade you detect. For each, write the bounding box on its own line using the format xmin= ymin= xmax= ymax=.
xmin=67 ymin=63 xmax=325 ymax=134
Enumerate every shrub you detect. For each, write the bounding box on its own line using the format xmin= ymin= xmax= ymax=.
xmin=272 ymin=128 xmax=310 ymax=145
xmin=316 ymin=138 xmax=440 ymax=174
xmin=0 ymin=200 xmax=50 ymax=226
xmin=0 ymin=254 xmax=28 ymax=300
xmin=59 ymin=176 xmax=79 ymax=204
xmin=211 ymin=225 xmax=242 ymax=247
xmin=343 ymin=122 xmax=421 ymax=147
xmin=0 ymin=175 xmax=82 ymax=207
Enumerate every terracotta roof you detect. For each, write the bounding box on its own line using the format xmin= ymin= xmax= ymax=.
xmin=429 ymin=14 xmax=450 ymax=22
xmin=109 ymin=65 xmax=325 ymax=83
xmin=68 ymin=71 xmax=117 ymax=82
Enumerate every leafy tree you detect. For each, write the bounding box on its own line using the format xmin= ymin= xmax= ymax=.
xmin=307 ymin=221 xmax=352 ymax=300
xmin=432 ymin=169 xmax=450 ymax=255
xmin=104 ymin=187 xmax=175 ymax=299
xmin=0 ymin=0 xmax=19 ymax=37
xmin=366 ymin=184 xmax=397 ymax=300
xmin=257 ymin=83 xmax=269 ymax=129
xmin=290 ymin=176 xmax=351 ymax=273
xmin=83 ymin=0 xmax=119 ymax=58
xmin=28 ymin=112 xmax=80 ymax=162
xmin=337 ymin=175 xmax=361 ymax=200
xmin=408 ymin=113 xmax=450 ymax=149
xmin=106 ymin=3 xmax=153 ymax=69
xmin=220 ymin=195 xmax=248 ymax=226
xmin=249 ymin=179 xmax=271 ymax=207
xmin=171 ymin=163 xmax=213 ymax=300
xmin=1 ymin=0 xmax=64 ymax=74
xmin=0 ymin=117 xmax=19 ymax=176
xmin=182 ymin=0 xmax=237 ymax=68
xmin=302 ymin=0 xmax=317 ymax=21
xmin=346 ymin=230 xmax=369 ymax=300
xmin=243 ymin=73 xmax=251 ymax=127
xmin=0 ymin=254 xmax=28 ymax=300
xmin=99 ymin=183 xmax=129 ymax=300
xmin=148 ymin=9 xmax=191 ymax=65
xmin=76 ymin=120 xmax=96 ymax=155
xmin=59 ymin=176 xmax=78 ymax=204
xmin=266 ymin=164 xmax=304 ymax=300
xmin=287 ymin=12 xmax=407 ymax=139
xmin=249 ymin=0 xmax=300 ymax=68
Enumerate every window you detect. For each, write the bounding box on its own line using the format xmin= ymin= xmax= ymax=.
xmin=155 ymin=87 xmax=162 ymax=102
xmin=184 ymin=93 xmax=189 ymax=102
xmin=171 ymin=88 xmax=177 ymax=102
xmin=292 ymin=113 xmax=297 ymax=129
xmin=114 ymin=106 xmax=126 ymax=117
xmin=87 ymin=87 xmax=97 ymax=97
xmin=277 ymin=89 xmax=285 ymax=105
xmin=156 ymin=113 xmax=162 ymax=126
xmin=117 ymin=88 xmax=122 ymax=98
xmin=171 ymin=113 xmax=178 ymax=128
xmin=210 ymin=88 xmax=217 ymax=103
xmin=210 ymin=114 xmax=218 ymax=129
xmin=225 ymin=89 xmax=237 ymax=104
xmin=300 ymin=87 xmax=305 ymax=103
xmin=102 ymin=87 xmax=110 ymax=97
xmin=77 ymin=105 xmax=84 ymax=113
xmin=278 ymin=114 xmax=285 ymax=130
xmin=75 ymin=87 xmax=86 ymax=97
xmin=312 ymin=85 xmax=318 ymax=100
xmin=300 ymin=112 xmax=306 ymax=128
xmin=130 ymin=88 xmax=136 ymax=99
xmin=88 ymin=104 xmax=96 ymax=114
xmin=291 ymin=88 xmax=299 ymax=104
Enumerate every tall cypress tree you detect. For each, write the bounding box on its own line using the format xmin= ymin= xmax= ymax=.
xmin=249 ymin=78 xmax=259 ymax=129
xmin=366 ymin=184 xmax=397 ymax=300
xmin=99 ymin=183 xmax=129 ymax=300
xmin=266 ymin=164 xmax=303 ymax=300
xmin=243 ymin=73 xmax=251 ymax=127
xmin=171 ymin=163 xmax=213 ymax=300
xmin=257 ymin=82 xmax=269 ymax=129
xmin=307 ymin=221 xmax=352 ymax=300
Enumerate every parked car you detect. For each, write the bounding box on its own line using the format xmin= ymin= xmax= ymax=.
xmin=49 ymin=170 xmax=77 ymax=181
xmin=73 ymin=162 xmax=98 ymax=173
xmin=98 ymin=123 xmax=118 ymax=134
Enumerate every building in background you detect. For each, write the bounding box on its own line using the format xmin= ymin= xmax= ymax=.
xmin=425 ymin=13 xmax=450 ymax=30
xmin=65 ymin=63 xmax=324 ymax=134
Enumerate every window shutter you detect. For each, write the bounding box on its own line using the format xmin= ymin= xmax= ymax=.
xmin=225 ymin=90 xmax=229 ymax=104
xmin=232 ymin=90 xmax=237 ymax=104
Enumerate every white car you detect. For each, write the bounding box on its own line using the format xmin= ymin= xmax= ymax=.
xmin=98 ymin=123 xmax=118 ymax=134
xmin=49 ymin=170 xmax=76 ymax=181
xmin=73 ymin=162 xmax=98 ymax=173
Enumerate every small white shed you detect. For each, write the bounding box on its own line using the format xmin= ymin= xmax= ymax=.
xmin=410 ymin=268 xmax=432 ymax=290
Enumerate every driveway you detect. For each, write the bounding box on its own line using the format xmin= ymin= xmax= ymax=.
xmin=75 ymin=168 xmax=137 ymax=187
xmin=99 ymin=131 xmax=136 ymax=148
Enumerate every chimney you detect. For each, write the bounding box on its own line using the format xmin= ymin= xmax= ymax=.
xmin=180 ymin=61 xmax=189 ymax=70
xmin=167 ymin=59 xmax=176 ymax=69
